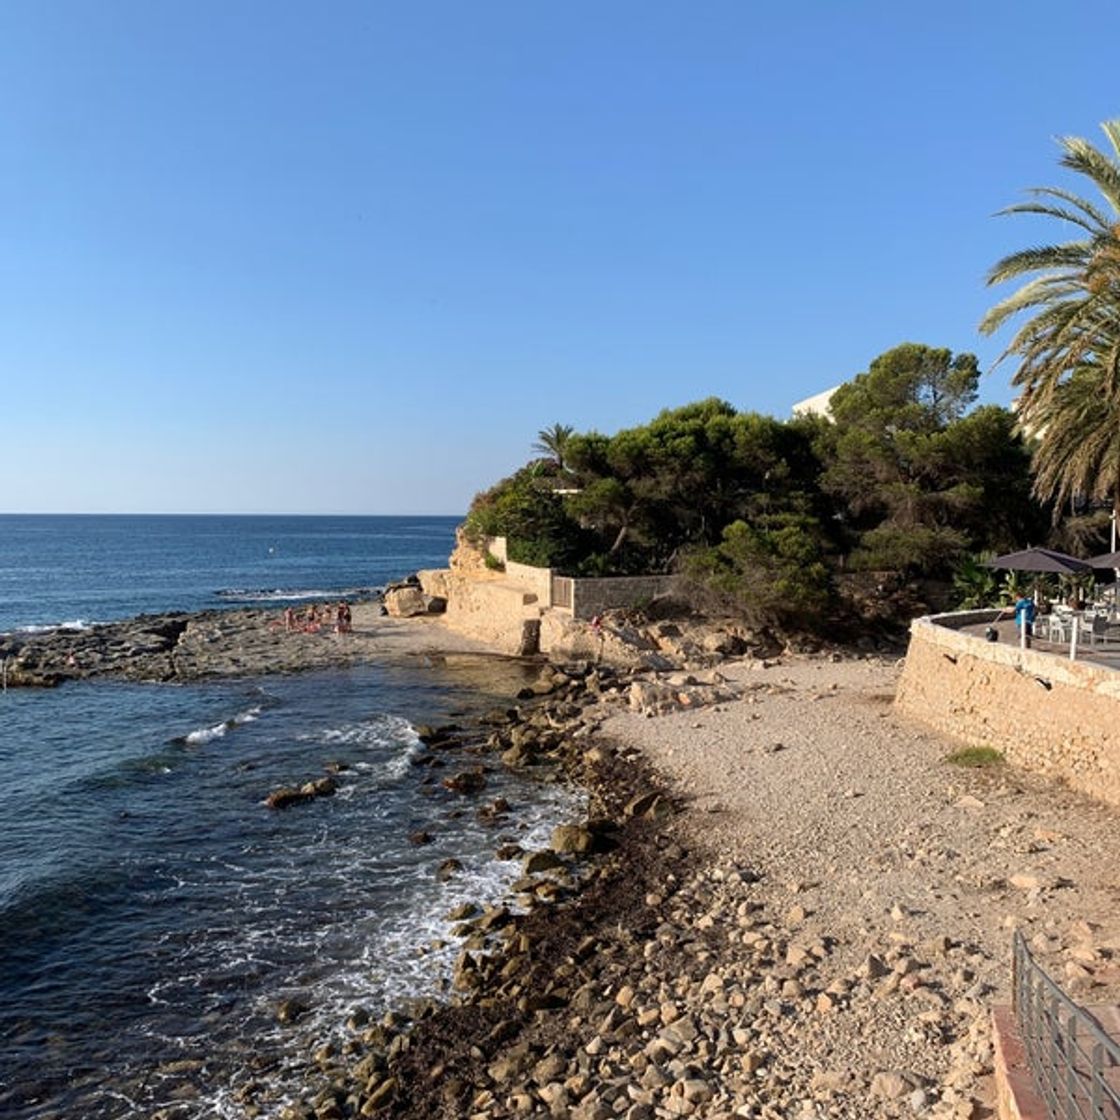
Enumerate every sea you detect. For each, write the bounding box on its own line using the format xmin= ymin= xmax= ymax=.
xmin=0 ymin=515 xmax=583 ymax=1119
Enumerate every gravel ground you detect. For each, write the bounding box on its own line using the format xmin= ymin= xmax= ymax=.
xmin=596 ymin=652 xmax=1120 ymax=1118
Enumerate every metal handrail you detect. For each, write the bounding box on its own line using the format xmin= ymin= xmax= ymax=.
xmin=1013 ymin=930 xmax=1120 ymax=1118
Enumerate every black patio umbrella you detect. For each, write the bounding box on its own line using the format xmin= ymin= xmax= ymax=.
xmin=1086 ymin=550 xmax=1120 ymax=569
xmin=987 ymin=547 xmax=1091 ymax=574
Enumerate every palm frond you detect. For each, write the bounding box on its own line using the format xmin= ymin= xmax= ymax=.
xmin=997 ymin=200 xmax=1104 ymax=236
xmin=984 ymin=120 xmax=1120 ymax=523
xmin=1022 ymin=185 xmax=1112 ymax=230
xmin=985 ymin=243 xmax=1092 ymax=286
xmin=1060 ymin=136 xmax=1120 ymax=212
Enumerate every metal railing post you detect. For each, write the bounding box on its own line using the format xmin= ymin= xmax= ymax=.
xmin=1011 ymin=930 xmax=1120 ymax=1119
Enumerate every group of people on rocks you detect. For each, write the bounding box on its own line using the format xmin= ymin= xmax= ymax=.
xmin=283 ymin=601 xmax=352 ymax=635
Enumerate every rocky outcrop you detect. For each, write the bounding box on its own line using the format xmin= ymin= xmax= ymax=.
xmin=0 ymin=613 xmax=193 ymax=687
xmin=627 ymin=670 xmax=740 ymax=715
xmin=384 ymin=586 xmax=430 ymax=617
xmin=264 ymin=776 xmax=336 ymax=809
xmin=0 ymin=597 xmax=483 ymax=688
xmin=447 ymin=527 xmax=501 ymax=576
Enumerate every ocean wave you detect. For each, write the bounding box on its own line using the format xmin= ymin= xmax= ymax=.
xmin=214 ymin=586 xmax=381 ymax=604
xmin=315 ymin=715 xmax=421 ymax=782
xmin=182 ymin=705 xmax=262 ymax=746
xmin=14 ymin=619 xmax=94 ymax=634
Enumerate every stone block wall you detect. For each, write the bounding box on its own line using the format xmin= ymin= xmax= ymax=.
xmin=895 ymin=615 xmax=1120 ymax=807
xmin=438 ymin=573 xmax=542 ymax=654
xmin=504 ymin=561 xmax=552 ymax=606
xmin=570 ymin=576 xmax=675 ymax=620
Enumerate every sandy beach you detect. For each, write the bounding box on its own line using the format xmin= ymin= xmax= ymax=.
xmin=589 ymin=654 xmax=1120 ymax=1117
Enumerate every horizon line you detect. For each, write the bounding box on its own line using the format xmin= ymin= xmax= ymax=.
xmin=0 ymin=511 xmax=467 ymax=518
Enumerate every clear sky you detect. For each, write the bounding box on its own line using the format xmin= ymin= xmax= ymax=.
xmin=3 ymin=1 xmax=1118 ymax=514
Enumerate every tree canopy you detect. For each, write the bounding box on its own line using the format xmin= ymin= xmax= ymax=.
xmin=818 ymin=344 xmax=1040 ymax=573
xmin=463 ymin=343 xmax=1047 ymax=629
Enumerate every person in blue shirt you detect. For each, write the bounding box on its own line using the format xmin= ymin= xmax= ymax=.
xmin=1014 ymin=595 xmax=1036 ymax=642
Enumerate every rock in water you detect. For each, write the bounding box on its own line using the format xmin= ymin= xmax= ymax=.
xmin=265 ymin=786 xmax=313 ymax=810
xmin=441 ymin=768 xmax=487 ymax=794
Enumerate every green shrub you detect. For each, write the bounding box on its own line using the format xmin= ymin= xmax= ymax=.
xmin=849 ymin=524 xmax=968 ymax=577
xmin=464 ymin=466 xmax=585 ymax=571
xmin=952 ymin=552 xmax=998 ymax=609
xmin=681 ymin=514 xmax=833 ymax=630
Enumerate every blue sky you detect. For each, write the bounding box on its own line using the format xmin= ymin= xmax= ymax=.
xmin=3 ymin=2 xmax=1118 ymax=514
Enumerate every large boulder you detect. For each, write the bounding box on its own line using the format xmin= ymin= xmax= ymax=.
xmin=550 ymin=824 xmax=596 ymax=854
xmin=628 ymin=676 xmax=740 ymax=715
xmin=384 ymin=586 xmax=428 ymax=617
xmin=417 ymin=568 xmax=452 ymax=599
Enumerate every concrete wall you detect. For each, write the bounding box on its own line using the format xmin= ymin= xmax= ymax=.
xmin=570 ymin=575 xmax=675 ymax=620
xmin=895 ymin=614 xmax=1120 ymax=807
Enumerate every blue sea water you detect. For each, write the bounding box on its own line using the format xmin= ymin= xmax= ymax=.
xmin=0 ymin=517 xmax=581 ymax=1119
xmin=0 ymin=514 xmax=461 ymax=633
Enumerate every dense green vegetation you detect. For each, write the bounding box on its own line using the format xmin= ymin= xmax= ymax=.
xmin=466 ymin=120 xmax=1120 ymax=633
xmin=463 ymin=342 xmax=1072 ymax=630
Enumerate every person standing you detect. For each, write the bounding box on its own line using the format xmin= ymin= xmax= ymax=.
xmin=1014 ymin=595 xmax=1035 ymax=646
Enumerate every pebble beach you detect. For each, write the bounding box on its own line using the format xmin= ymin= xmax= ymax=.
xmin=244 ymin=634 xmax=1120 ymax=1120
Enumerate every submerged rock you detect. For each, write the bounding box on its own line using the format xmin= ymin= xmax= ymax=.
xmin=265 ymin=786 xmax=314 ymax=810
xmin=441 ymin=768 xmax=487 ymax=794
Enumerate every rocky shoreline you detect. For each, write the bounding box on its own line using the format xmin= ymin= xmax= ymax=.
xmin=230 ymin=656 xmax=698 ymax=1120
xmin=12 ymin=599 xmax=1120 ymax=1120
xmin=229 ymin=649 xmax=1120 ymax=1120
xmin=0 ymin=599 xmax=502 ymax=688
xmin=4 ymin=598 xmax=773 ymax=1119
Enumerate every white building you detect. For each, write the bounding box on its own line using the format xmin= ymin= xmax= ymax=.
xmin=791 ymin=385 xmax=842 ymax=420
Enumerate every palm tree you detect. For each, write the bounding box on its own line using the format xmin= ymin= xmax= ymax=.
xmin=1028 ymin=364 xmax=1120 ymax=523
xmin=532 ymin=423 xmax=575 ymax=470
xmin=981 ymin=119 xmax=1120 ymax=528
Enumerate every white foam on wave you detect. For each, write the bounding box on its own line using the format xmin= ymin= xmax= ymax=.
xmin=15 ymin=618 xmax=94 ymax=634
xmin=215 ymin=586 xmax=380 ymax=603
xmin=185 ymin=722 xmax=228 ymax=745
xmin=183 ymin=705 xmax=262 ymax=745
xmin=123 ymin=738 xmax=586 ymax=1120
xmin=312 ymin=714 xmax=421 ymax=782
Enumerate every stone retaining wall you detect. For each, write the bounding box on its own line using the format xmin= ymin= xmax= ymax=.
xmin=428 ymin=573 xmax=541 ymax=655
xmin=895 ymin=614 xmax=1120 ymax=807
xmin=505 ymin=561 xmax=553 ymax=606
xmin=570 ymin=575 xmax=675 ymax=620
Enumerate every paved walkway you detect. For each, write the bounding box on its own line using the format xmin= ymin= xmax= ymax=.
xmin=960 ymin=618 xmax=1120 ymax=670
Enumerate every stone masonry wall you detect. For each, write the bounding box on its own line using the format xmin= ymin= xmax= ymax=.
xmin=504 ymin=561 xmax=553 ymax=607
xmin=437 ymin=573 xmax=541 ymax=655
xmin=895 ymin=615 xmax=1120 ymax=807
xmin=570 ymin=576 xmax=675 ymax=620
